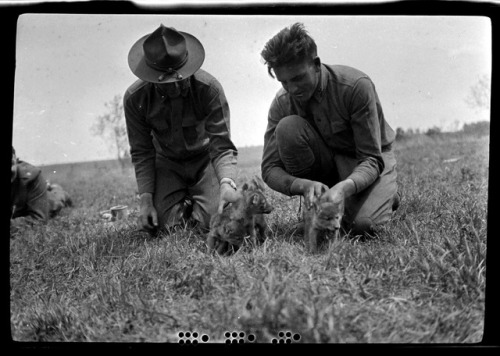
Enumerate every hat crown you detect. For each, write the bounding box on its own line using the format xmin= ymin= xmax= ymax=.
xmin=143 ymin=25 xmax=188 ymax=71
xmin=128 ymin=24 xmax=205 ymax=83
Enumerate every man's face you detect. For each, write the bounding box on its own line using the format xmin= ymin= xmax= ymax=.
xmin=273 ymin=57 xmax=321 ymax=104
xmin=11 ymin=152 xmax=17 ymax=183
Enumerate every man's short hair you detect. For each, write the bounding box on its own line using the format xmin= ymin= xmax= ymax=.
xmin=261 ymin=22 xmax=318 ymax=78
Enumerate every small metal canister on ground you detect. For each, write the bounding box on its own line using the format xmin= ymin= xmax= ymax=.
xmin=110 ymin=205 xmax=129 ymax=221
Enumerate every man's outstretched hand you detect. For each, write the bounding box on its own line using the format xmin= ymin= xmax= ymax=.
xmin=290 ymin=178 xmax=328 ymax=209
xmin=218 ymin=181 xmax=240 ymax=213
xmin=321 ymin=179 xmax=356 ymax=205
xmin=139 ymin=192 xmax=158 ymax=231
xmin=291 ymin=177 xmax=356 ymax=209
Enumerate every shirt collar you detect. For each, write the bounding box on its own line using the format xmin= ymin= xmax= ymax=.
xmin=153 ymin=79 xmax=191 ymax=98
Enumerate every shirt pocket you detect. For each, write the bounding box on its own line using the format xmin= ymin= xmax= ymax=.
xmin=328 ymin=119 xmax=354 ymax=154
xmin=148 ymin=116 xmax=169 ymax=133
xmin=330 ymin=120 xmax=348 ymax=134
xmin=182 ymin=116 xmax=205 ymax=145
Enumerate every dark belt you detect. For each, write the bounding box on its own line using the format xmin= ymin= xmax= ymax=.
xmin=157 ymin=146 xmax=209 ymax=163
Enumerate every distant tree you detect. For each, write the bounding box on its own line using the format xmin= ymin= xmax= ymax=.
xmin=462 ymin=121 xmax=490 ymax=137
xmin=425 ymin=126 xmax=442 ymax=137
xmin=465 ymin=75 xmax=490 ymax=112
xmin=395 ymin=127 xmax=410 ymax=141
xmin=91 ymin=94 xmax=130 ymax=169
xmin=395 ymin=127 xmax=405 ymax=141
xmin=395 ymin=127 xmax=423 ymax=141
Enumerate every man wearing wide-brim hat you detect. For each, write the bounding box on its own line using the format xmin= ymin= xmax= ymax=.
xmin=125 ymin=24 xmax=239 ymax=233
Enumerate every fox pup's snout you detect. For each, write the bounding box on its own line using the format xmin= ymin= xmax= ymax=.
xmin=262 ymin=200 xmax=274 ymax=214
xmin=249 ymin=192 xmax=274 ymax=214
xmin=327 ymin=216 xmax=342 ymax=231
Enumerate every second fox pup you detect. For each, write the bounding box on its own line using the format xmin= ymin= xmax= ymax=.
xmin=303 ymin=195 xmax=344 ymax=254
xmin=207 ymin=182 xmax=273 ymax=255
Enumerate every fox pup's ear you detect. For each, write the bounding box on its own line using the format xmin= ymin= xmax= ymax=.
xmin=252 ymin=175 xmax=265 ymax=190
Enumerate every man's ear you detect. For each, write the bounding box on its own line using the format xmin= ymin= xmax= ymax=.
xmin=313 ymin=56 xmax=321 ymax=71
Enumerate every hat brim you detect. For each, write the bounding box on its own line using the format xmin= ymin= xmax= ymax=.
xmin=128 ymin=31 xmax=205 ymax=83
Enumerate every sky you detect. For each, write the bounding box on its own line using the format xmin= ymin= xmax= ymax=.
xmin=11 ymin=13 xmax=491 ymax=166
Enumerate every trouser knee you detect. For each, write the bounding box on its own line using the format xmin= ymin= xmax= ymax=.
xmin=275 ymin=115 xmax=319 ymax=177
xmin=275 ymin=115 xmax=305 ymax=140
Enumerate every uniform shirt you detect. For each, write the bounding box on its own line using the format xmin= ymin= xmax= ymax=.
xmin=10 ymin=160 xmax=49 ymax=223
xmin=262 ymin=64 xmax=396 ymax=196
xmin=124 ymin=69 xmax=238 ymax=195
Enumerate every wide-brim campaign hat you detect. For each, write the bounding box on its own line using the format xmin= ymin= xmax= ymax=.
xmin=128 ymin=24 xmax=205 ymax=83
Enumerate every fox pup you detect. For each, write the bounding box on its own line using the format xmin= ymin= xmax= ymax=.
xmin=303 ymin=196 xmax=344 ymax=254
xmin=245 ymin=175 xmax=271 ymax=243
xmin=207 ymin=182 xmax=273 ymax=255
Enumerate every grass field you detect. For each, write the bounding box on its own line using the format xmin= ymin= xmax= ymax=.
xmin=10 ymin=133 xmax=489 ymax=343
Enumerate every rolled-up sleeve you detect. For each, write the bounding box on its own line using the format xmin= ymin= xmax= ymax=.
xmin=347 ymin=77 xmax=385 ymax=193
xmin=261 ymin=96 xmax=297 ymax=196
xmin=203 ymin=79 xmax=238 ymax=182
xmin=124 ymin=92 xmax=156 ymax=194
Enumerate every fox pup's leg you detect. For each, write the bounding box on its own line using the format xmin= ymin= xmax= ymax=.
xmin=306 ymin=227 xmax=319 ymax=254
xmin=254 ymin=215 xmax=267 ymax=243
xmin=222 ymin=243 xmax=234 ymax=257
xmin=207 ymin=230 xmax=218 ymax=253
xmin=216 ymin=240 xmax=229 ymax=255
xmin=249 ymin=224 xmax=258 ymax=247
xmin=333 ymin=228 xmax=340 ymax=240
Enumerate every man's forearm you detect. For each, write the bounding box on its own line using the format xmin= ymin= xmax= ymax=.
xmin=211 ymin=148 xmax=238 ymax=183
xmin=345 ymin=157 xmax=381 ymax=194
xmin=335 ymin=178 xmax=356 ymax=197
xmin=131 ymin=154 xmax=156 ymax=194
xmin=290 ymin=177 xmax=356 ymax=198
xmin=125 ymin=102 xmax=157 ymax=195
xmin=262 ymin=166 xmax=297 ymax=196
xmin=289 ymin=177 xmax=309 ymax=196
xmin=140 ymin=192 xmax=154 ymax=202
